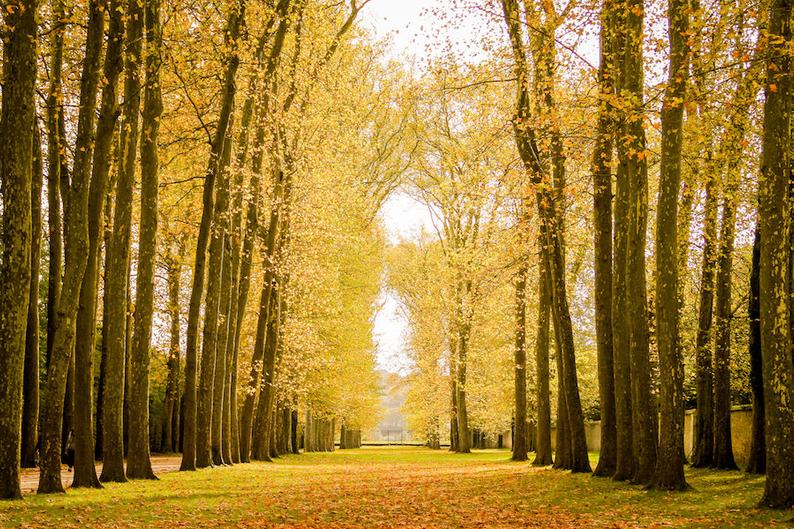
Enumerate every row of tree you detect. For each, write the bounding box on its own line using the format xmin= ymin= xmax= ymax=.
xmin=0 ymin=0 xmax=395 ymax=499
xmin=390 ymin=0 xmax=792 ymax=510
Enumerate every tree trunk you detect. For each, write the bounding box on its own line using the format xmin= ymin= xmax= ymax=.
xmin=163 ymin=255 xmax=182 ymax=453
xmin=711 ymin=185 xmax=738 ymax=471
xmin=501 ymin=0 xmax=590 ymax=473
xmin=291 ymin=410 xmax=299 ymax=454
xmin=126 ymin=0 xmax=163 ymax=480
xmin=619 ymin=0 xmax=657 ymax=486
xmin=45 ymin=0 xmax=65 ymax=376
xmin=212 ymin=229 xmax=233 ymax=466
xmin=591 ymin=0 xmax=617 ymax=478
xmin=532 ymin=244 xmax=553 ymax=466
xmin=252 ymin=283 xmax=282 ymax=460
xmin=72 ymin=0 xmax=125 ymax=489
xmin=512 ymin=260 xmax=528 ymax=461
xmin=181 ymin=0 xmax=246 ymax=472
xmin=454 ymin=281 xmax=471 ymax=454
xmin=691 ymin=175 xmax=718 ymax=468
xmin=39 ymin=0 xmax=105 ymax=493
xmin=21 ymin=122 xmax=43 ymax=469
xmin=552 ymin=323 xmax=572 ymax=470
xmin=651 ymin=0 xmax=690 ymax=490
xmin=100 ymin=0 xmax=144 ymax=483
xmin=0 ymin=0 xmax=37 ymax=498
xmin=198 ymin=124 xmax=235 ymax=468
xmin=449 ymin=334 xmax=459 ymax=453
xmin=758 ymin=0 xmax=793 ymax=507
xmin=746 ymin=226 xmax=765 ymax=474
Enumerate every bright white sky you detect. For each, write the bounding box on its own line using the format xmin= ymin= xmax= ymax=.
xmin=364 ymin=1 xmax=452 ymax=374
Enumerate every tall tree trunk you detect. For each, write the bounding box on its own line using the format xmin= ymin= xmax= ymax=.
xmin=212 ymin=230 xmax=233 ymax=466
xmin=449 ymin=333 xmax=459 ymax=453
xmin=651 ymin=0 xmax=690 ymax=490
xmin=746 ymin=226 xmax=765 ymax=474
xmin=100 ymin=0 xmax=144 ymax=483
xmin=291 ymin=410 xmax=299 ymax=454
xmin=758 ymin=0 xmax=793 ymax=508
xmin=620 ymin=0 xmax=657 ymax=485
xmin=591 ymin=0 xmax=617 ymax=478
xmin=72 ymin=0 xmax=125 ymax=489
xmin=96 ymin=170 xmax=118 ymax=461
xmin=211 ymin=130 xmax=235 ymax=466
xmin=552 ymin=317 xmax=572 ymax=470
xmin=454 ymin=281 xmax=471 ymax=454
xmin=0 ymin=0 xmax=37 ymax=497
xmin=22 ymin=122 xmax=43 ymax=469
xmin=512 ymin=260 xmax=528 ymax=461
xmin=691 ymin=176 xmax=718 ymax=468
xmin=197 ymin=125 xmax=234 ymax=468
xmin=532 ymin=244 xmax=553 ymax=466
xmin=181 ymin=0 xmax=246 ymax=471
xmin=252 ymin=282 xmax=282 ymax=460
xmin=126 ymin=0 xmax=163 ymax=480
xmin=711 ymin=186 xmax=738 ymax=471
xmin=163 ymin=254 xmax=182 ymax=453
xmin=502 ymin=0 xmax=590 ymax=473
xmin=46 ymin=0 xmax=65 ymax=376
xmin=611 ymin=159 xmax=635 ymax=482
xmin=38 ymin=0 xmax=105 ymax=493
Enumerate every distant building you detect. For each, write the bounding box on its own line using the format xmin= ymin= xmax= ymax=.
xmin=367 ymin=370 xmax=414 ymax=443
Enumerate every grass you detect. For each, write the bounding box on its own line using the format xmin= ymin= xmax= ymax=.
xmin=1 ymin=447 xmax=791 ymax=528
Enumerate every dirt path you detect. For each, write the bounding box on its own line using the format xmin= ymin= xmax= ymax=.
xmin=19 ymin=455 xmax=182 ymax=493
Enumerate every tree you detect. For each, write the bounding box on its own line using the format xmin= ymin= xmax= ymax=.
xmin=39 ymin=0 xmax=106 ymax=493
xmin=512 ymin=259 xmax=529 ymax=461
xmin=591 ymin=0 xmax=617 ymax=478
xmin=757 ymin=0 xmax=793 ymax=509
xmin=181 ymin=0 xmax=246 ymax=471
xmin=745 ymin=227 xmax=765 ymax=474
xmin=72 ymin=0 xmax=125 ymax=489
xmin=126 ymin=0 xmax=164 ymax=480
xmin=0 ymin=0 xmax=37 ymax=499
xmin=501 ymin=0 xmax=591 ymax=473
xmin=101 ymin=0 xmax=145 ymax=483
xmin=651 ymin=0 xmax=690 ymax=490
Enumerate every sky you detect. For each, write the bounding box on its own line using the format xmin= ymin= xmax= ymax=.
xmin=372 ymin=191 xmax=436 ymax=374
xmin=364 ymin=1 xmax=446 ymax=374
xmin=362 ymin=0 xmax=489 ymax=374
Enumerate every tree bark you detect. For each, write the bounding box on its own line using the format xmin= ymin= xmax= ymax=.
xmin=512 ymin=260 xmax=529 ymax=461
xmin=618 ymin=0 xmax=657 ymax=486
xmin=691 ymin=175 xmax=718 ymax=468
xmin=758 ymin=0 xmax=793 ymax=507
xmin=125 ymin=0 xmax=163 ymax=480
xmin=100 ymin=0 xmax=144 ymax=483
xmin=532 ymin=243 xmax=553 ymax=466
xmin=38 ymin=0 xmax=105 ymax=493
xmin=211 ymin=131 xmax=235 ymax=466
xmin=0 ymin=0 xmax=37 ymax=498
xmin=72 ymin=0 xmax=125 ymax=489
xmin=651 ymin=0 xmax=690 ymax=490
xmin=181 ymin=0 xmax=246 ymax=471
xmin=591 ymin=0 xmax=617 ymax=478
xmin=711 ymin=185 xmax=738 ymax=471
xmin=163 ymin=253 xmax=182 ymax=453
xmin=45 ymin=0 xmax=65 ymax=377
xmin=198 ymin=122 xmax=235 ymax=468
xmin=746 ymin=226 xmax=765 ymax=474
xmin=21 ymin=121 xmax=43 ymax=469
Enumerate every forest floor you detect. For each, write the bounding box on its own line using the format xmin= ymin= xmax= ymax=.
xmin=2 ymin=447 xmax=791 ymax=528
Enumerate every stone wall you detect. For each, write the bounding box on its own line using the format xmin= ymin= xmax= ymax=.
xmin=538 ymin=406 xmax=755 ymax=468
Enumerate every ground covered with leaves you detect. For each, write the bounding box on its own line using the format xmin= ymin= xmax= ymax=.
xmin=2 ymin=447 xmax=790 ymax=528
